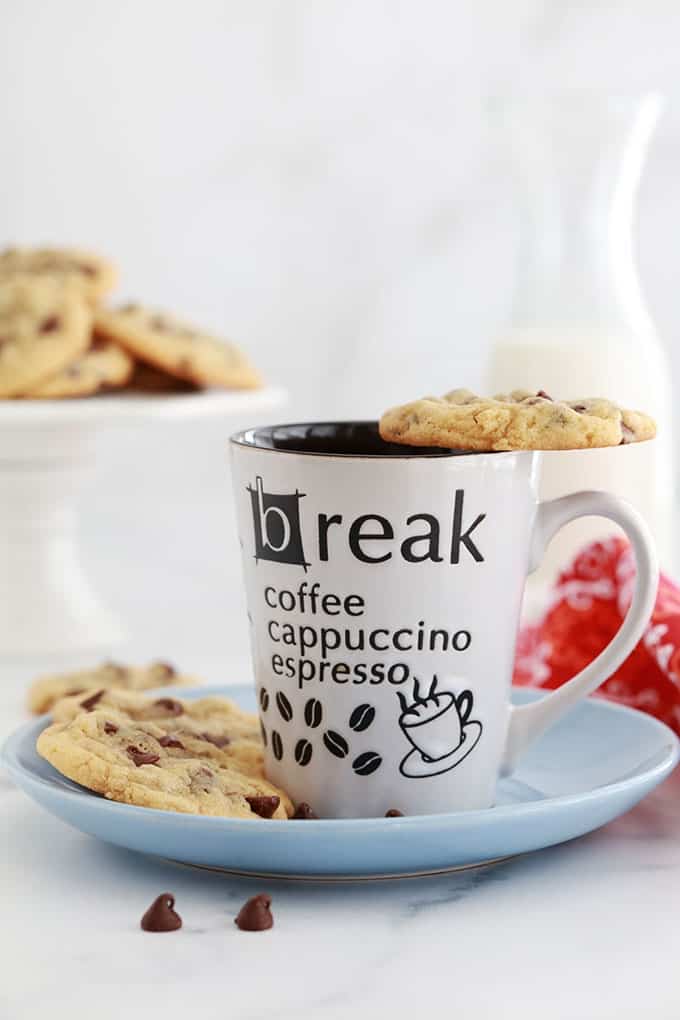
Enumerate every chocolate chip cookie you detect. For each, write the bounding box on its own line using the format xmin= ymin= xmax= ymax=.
xmin=37 ymin=709 xmax=292 ymax=818
xmin=94 ymin=304 xmax=261 ymax=390
xmin=0 ymin=277 xmax=91 ymax=397
xmin=0 ymin=246 xmax=117 ymax=304
xmin=27 ymin=660 xmax=196 ymax=715
xmin=379 ymin=388 xmax=657 ymax=452
xmin=26 ymin=338 xmax=134 ymax=398
xmin=51 ymin=689 xmax=265 ymax=778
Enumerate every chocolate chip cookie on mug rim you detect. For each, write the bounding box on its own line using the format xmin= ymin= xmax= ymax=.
xmin=94 ymin=303 xmax=262 ymax=390
xmin=0 ymin=276 xmax=92 ymax=397
xmin=379 ymin=388 xmax=656 ymax=452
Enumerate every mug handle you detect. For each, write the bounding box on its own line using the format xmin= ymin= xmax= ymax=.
xmin=502 ymin=490 xmax=658 ymax=775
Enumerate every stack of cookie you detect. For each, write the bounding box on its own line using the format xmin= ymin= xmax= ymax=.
xmin=29 ymin=662 xmax=294 ymax=820
xmin=0 ymin=246 xmax=261 ymax=399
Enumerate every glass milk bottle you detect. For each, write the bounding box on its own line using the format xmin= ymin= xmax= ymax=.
xmin=485 ymin=93 xmax=674 ymax=598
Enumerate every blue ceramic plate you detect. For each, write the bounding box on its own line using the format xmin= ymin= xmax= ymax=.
xmin=3 ymin=685 xmax=678 ymax=880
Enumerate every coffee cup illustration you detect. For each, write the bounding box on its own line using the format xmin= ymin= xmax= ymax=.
xmin=398 ymin=676 xmax=482 ymax=779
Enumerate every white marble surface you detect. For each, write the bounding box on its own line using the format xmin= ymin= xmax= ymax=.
xmin=2 ymin=650 xmax=680 ymax=1020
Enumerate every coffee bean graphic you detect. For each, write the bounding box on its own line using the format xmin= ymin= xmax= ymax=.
xmin=260 ymin=721 xmax=267 ymax=747
xmin=275 ymin=691 xmax=293 ymax=722
xmin=349 ymin=704 xmax=375 ymax=733
xmin=295 ymin=738 xmax=313 ymax=767
xmin=259 ymin=688 xmax=269 ymax=712
xmin=304 ymin=698 xmax=323 ymax=729
xmin=271 ymin=730 xmax=283 ymax=761
xmin=323 ymin=730 xmax=349 ymax=759
xmin=352 ymin=751 xmax=382 ymax=776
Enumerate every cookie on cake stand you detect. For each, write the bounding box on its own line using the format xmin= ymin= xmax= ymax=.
xmin=0 ymin=384 xmax=285 ymax=656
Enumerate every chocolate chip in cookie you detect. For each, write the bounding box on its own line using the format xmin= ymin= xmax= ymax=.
xmin=158 ymin=733 xmax=185 ymax=749
xmin=127 ymin=746 xmax=160 ymax=767
xmin=152 ymin=697 xmax=184 ymax=717
xmin=199 ymin=732 xmax=230 ymax=748
xmin=79 ymin=689 xmax=105 ymax=711
xmin=245 ymin=795 xmax=280 ymax=819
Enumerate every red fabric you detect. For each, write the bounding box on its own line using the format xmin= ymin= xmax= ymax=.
xmin=513 ymin=537 xmax=680 ymax=733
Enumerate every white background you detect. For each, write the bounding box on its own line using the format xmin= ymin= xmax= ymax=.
xmin=2 ymin=0 xmax=680 ymax=672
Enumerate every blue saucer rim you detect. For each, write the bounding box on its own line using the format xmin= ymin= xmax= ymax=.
xmin=2 ymin=683 xmax=678 ymax=831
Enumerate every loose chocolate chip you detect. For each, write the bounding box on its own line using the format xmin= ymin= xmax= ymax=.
xmin=246 ymin=795 xmax=280 ymax=818
xmin=292 ymin=802 xmax=318 ymax=820
xmin=271 ymin=730 xmax=283 ymax=761
xmin=323 ymin=730 xmax=349 ymax=759
xmin=235 ymin=893 xmax=273 ymax=931
xmin=153 ymin=697 xmax=183 ymax=716
xmin=199 ymin=732 xmax=230 ymax=748
xmin=304 ymin=697 xmax=323 ymax=728
xmin=259 ymin=687 xmax=269 ymax=711
xmin=294 ymin=738 xmax=313 ymax=767
xmin=80 ymin=689 xmax=105 ymax=711
xmin=352 ymin=751 xmax=382 ymax=776
xmin=275 ymin=691 xmax=293 ymax=722
xmin=39 ymin=315 xmax=60 ymax=333
xmin=349 ymin=704 xmax=375 ymax=733
xmin=140 ymin=892 xmax=182 ymax=932
xmin=158 ymin=733 xmax=184 ymax=749
xmin=103 ymin=721 xmax=118 ymax=735
xmin=127 ymin=746 xmax=160 ymax=767
xmin=536 ymin=390 xmax=552 ymax=400
xmin=385 ymin=808 xmax=404 ymax=817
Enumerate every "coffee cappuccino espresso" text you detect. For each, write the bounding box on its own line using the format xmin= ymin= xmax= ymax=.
xmin=263 ymin=582 xmax=471 ymax=689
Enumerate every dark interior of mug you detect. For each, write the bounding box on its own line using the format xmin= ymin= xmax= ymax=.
xmin=232 ymin=421 xmax=477 ymax=457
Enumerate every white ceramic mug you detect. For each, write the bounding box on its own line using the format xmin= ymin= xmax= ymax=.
xmin=230 ymin=422 xmax=658 ymax=818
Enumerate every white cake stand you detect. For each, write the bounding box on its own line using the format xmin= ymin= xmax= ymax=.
xmin=0 ymin=387 xmax=285 ymax=658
